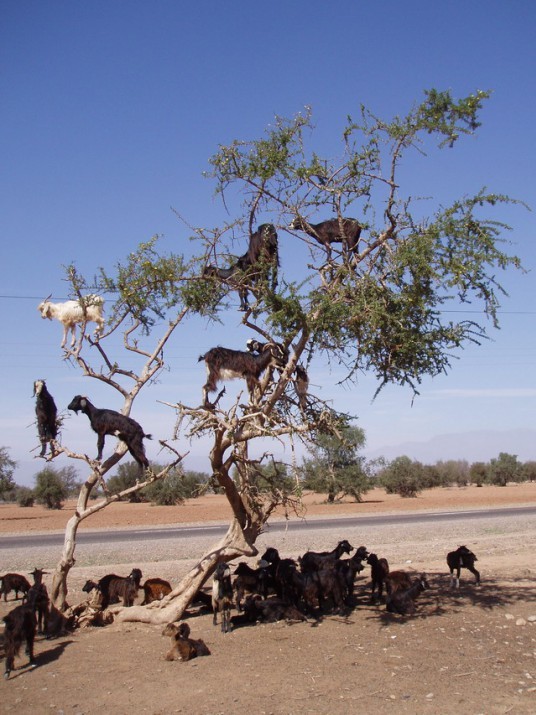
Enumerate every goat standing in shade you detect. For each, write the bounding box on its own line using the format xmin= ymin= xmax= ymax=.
xmin=33 ymin=379 xmax=58 ymax=457
xmin=204 ymin=223 xmax=279 ymax=311
xmin=289 ymin=216 xmax=362 ymax=260
xmin=212 ymin=562 xmax=233 ymax=633
xmin=447 ymin=545 xmax=481 ymax=588
xmin=198 ymin=340 xmax=287 ymax=407
xmin=37 ymin=294 xmax=105 ymax=349
xmin=68 ymin=395 xmax=152 ymax=473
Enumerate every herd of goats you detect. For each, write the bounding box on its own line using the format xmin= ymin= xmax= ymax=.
xmin=1 ymin=542 xmax=481 ymax=677
xmin=1 ymin=220 xmax=483 ymax=677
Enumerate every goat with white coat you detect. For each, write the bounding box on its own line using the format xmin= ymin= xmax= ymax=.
xmin=37 ymin=294 xmax=105 ymax=348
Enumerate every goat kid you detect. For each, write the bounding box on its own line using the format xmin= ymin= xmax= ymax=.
xmin=367 ymin=552 xmax=390 ymax=600
xmin=162 ymin=622 xmax=210 ymax=661
xmin=88 ymin=568 xmax=143 ymax=609
xmin=68 ymin=395 xmax=151 ymax=472
xmin=0 ymin=573 xmax=31 ymax=602
xmin=447 ymin=545 xmax=481 ymax=588
xmin=33 ymin=379 xmax=58 ymax=457
xmin=212 ymin=562 xmax=233 ymax=633
xmin=141 ymin=577 xmax=172 ymax=605
xmin=38 ymin=294 xmax=104 ymax=349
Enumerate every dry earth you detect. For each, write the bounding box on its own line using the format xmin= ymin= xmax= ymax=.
xmin=1 ymin=485 xmax=536 ymax=715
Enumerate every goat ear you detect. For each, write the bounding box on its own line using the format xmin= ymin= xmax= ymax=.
xmin=80 ymin=397 xmax=87 ymax=408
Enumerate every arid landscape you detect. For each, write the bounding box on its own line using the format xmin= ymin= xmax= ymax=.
xmin=1 ymin=484 xmax=536 ymax=714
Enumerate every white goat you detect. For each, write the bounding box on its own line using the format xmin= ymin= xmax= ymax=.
xmin=37 ymin=295 xmax=105 ymax=348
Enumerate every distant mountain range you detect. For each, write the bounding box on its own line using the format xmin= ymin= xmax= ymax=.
xmin=365 ymin=429 xmax=536 ymax=464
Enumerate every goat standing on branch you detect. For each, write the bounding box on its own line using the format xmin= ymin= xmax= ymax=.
xmin=198 ymin=339 xmax=287 ymax=408
xmin=33 ymin=379 xmax=58 ymax=457
xmin=37 ymin=294 xmax=105 ymax=349
xmin=203 ymin=223 xmax=279 ymax=310
xmin=67 ymin=395 xmax=152 ymax=473
xmin=289 ymin=216 xmax=361 ymax=260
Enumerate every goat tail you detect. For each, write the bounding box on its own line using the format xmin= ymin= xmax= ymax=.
xmin=144 ymin=433 xmax=153 ymax=440
xmin=198 ymin=354 xmax=206 ymax=363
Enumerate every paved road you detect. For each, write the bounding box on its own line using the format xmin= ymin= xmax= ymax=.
xmin=1 ymin=505 xmax=534 ymax=550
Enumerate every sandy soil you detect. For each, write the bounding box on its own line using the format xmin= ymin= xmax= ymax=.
xmin=1 ymin=484 xmax=536 ymax=714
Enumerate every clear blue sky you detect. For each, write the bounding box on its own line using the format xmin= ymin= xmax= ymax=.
xmin=1 ymin=1 xmax=535 ymax=487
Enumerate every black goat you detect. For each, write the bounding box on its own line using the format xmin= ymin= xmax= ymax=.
xmin=242 ymin=594 xmax=307 ymax=623
xmin=289 ymin=216 xmax=362 ymax=260
xmin=141 ymin=577 xmax=172 ymax=605
xmin=367 ymin=552 xmax=390 ymax=600
xmin=198 ymin=340 xmax=286 ymax=407
xmin=27 ymin=568 xmax=49 ymax=635
xmin=260 ymin=548 xmax=300 ymax=603
xmin=89 ymin=568 xmax=143 ymax=609
xmin=246 ymin=339 xmax=307 ymax=411
xmin=204 ymin=223 xmax=279 ymax=311
xmin=299 ymin=539 xmax=354 ymax=573
xmin=3 ymin=600 xmax=37 ymax=679
xmin=212 ymin=562 xmax=233 ymax=633
xmin=0 ymin=573 xmax=31 ymax=602
xmin=67 ymin=395 xmax=151 ymax=472
xmin=233 ymin=562 xmax=271 ymax=612
xmin=447 ymin=545 xmax=481 ymax=588
xmin=162 ymin=622 xmax=211 ymax=661
xmin=386 ymin=574 xmax=429 ymax=615
xmin=33 ymin=379 xmax=58 ymax=457
xmin=335 ymin=545 xmax=369 ymax=604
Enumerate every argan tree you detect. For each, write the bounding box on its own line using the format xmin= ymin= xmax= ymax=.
xmin=47 ymin=89 xmax=523 ymax=623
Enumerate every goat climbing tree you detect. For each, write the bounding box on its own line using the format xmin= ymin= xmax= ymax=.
xmin=49 ymin=89 xmax=524 ymax=624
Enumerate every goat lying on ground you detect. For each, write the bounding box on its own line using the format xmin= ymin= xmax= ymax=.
xmin=212 ymin=563 xmax=233 ymax=633
xmin=299 ymin=539 xmax=354 ymax=573
xmin=68 ymin=395 xmax=151 ymax=472
xmin=85 ymin=568 xmax=143 ymax=609
xmin=0 ymin=573 xmax=31 ymax=602
xmin=33 ymin=379 xmax=58 ymax=457
xmin=289 ymin=216 xmax=362 ymax=260
xmin=242 ymin=594 xmax=307 ymax=624
xmin=384 ymin=570 xmax=413 ymax=595
xmin=3 ymin=598 xmax=37 ymax=678
xmin=367 ymin=552 xmax=390 ymax=600
xmin=386 ymin=574 xmax=429 ymax=615
xmin=447 ymin=545 xmax=480 ymax=588
xmin=204 ymin=223 xmax=279 ymax=310
xmin=37 ymin=294 xmax=105 ymax=348
xmin=141 ymin=577 xmax=172 ymax=605
xmin=198 ymin=340 xmax=286 ymax=407
xmin=162 ymin=622 xmax=210 ymax=661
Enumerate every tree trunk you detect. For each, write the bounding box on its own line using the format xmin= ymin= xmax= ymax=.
xmin=114 ymin=517 xmax=258 ymax=624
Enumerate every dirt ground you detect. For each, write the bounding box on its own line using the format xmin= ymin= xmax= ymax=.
xmin=1 ymin=484 xmax=536 ymax=714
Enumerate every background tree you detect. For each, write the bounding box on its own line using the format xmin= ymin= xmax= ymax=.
xmin=107 ymin=462 xmax=147 ymax=503
xmin=379 ymin=456 xmax=424 ymax=498
xmin=487 ymin=452 xmax=521 ymax=486
xmin=15 ymin=486 xmax=35 ymax=507
xmin=0 ymin=446 xmax=17 ymax=499
xmin=470 ymin=461 xmax=488 ymax=487
xmin=145 ymin=468 xmax=209 ymax=505
xmin=34 ymin=467 xmax=69 ymax=509
xmin=47 ymin=89 xmax=523 ymax=624
xmin=520 ymin=461 xmax=536 ymax=483
xmin=300 ymin=422 xmax=370 ymax=502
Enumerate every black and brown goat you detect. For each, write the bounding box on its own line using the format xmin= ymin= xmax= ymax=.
xmin=198 ymin=340 xmax=286 ymax=407
xmin=204 ymin=223 xmax=279 ymax=310
xmin=447 ymin=545 xmax=480 ymax=588
xmin=141 ymin=577 xmax=172 ymax=605
xmin=68 ymin=395 xmax=151 ymax=472
xmin=212 ymin=563 xmax=233 ymax=633
xmin=386 ymin=574 xmax=430 ymax=615
xmin=289 ymin=216 xmax=362 ymax=260
xmin=233 ymin=561 xmax=271 ymax=612
xmin=162 ymin=622 xmax=210 ymax=661
xmin=86 ymin=568 xmax=143 ymax=609
xmin=33 ymin=379 xmax=58 ymax=457
xmin=367 ymin=552 xmax=390 ymax=600
xmin=0 ymin=573 xmax=31 ymax=602
xmin=3 ymin=600 xmax=37 ymax=679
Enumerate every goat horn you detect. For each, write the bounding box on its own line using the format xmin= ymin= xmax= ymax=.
xmin=43 ymin=293 xmax=52 ymax=302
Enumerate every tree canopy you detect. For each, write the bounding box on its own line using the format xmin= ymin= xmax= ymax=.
xmin=45 ymin=88 xmax=524 ymax=622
